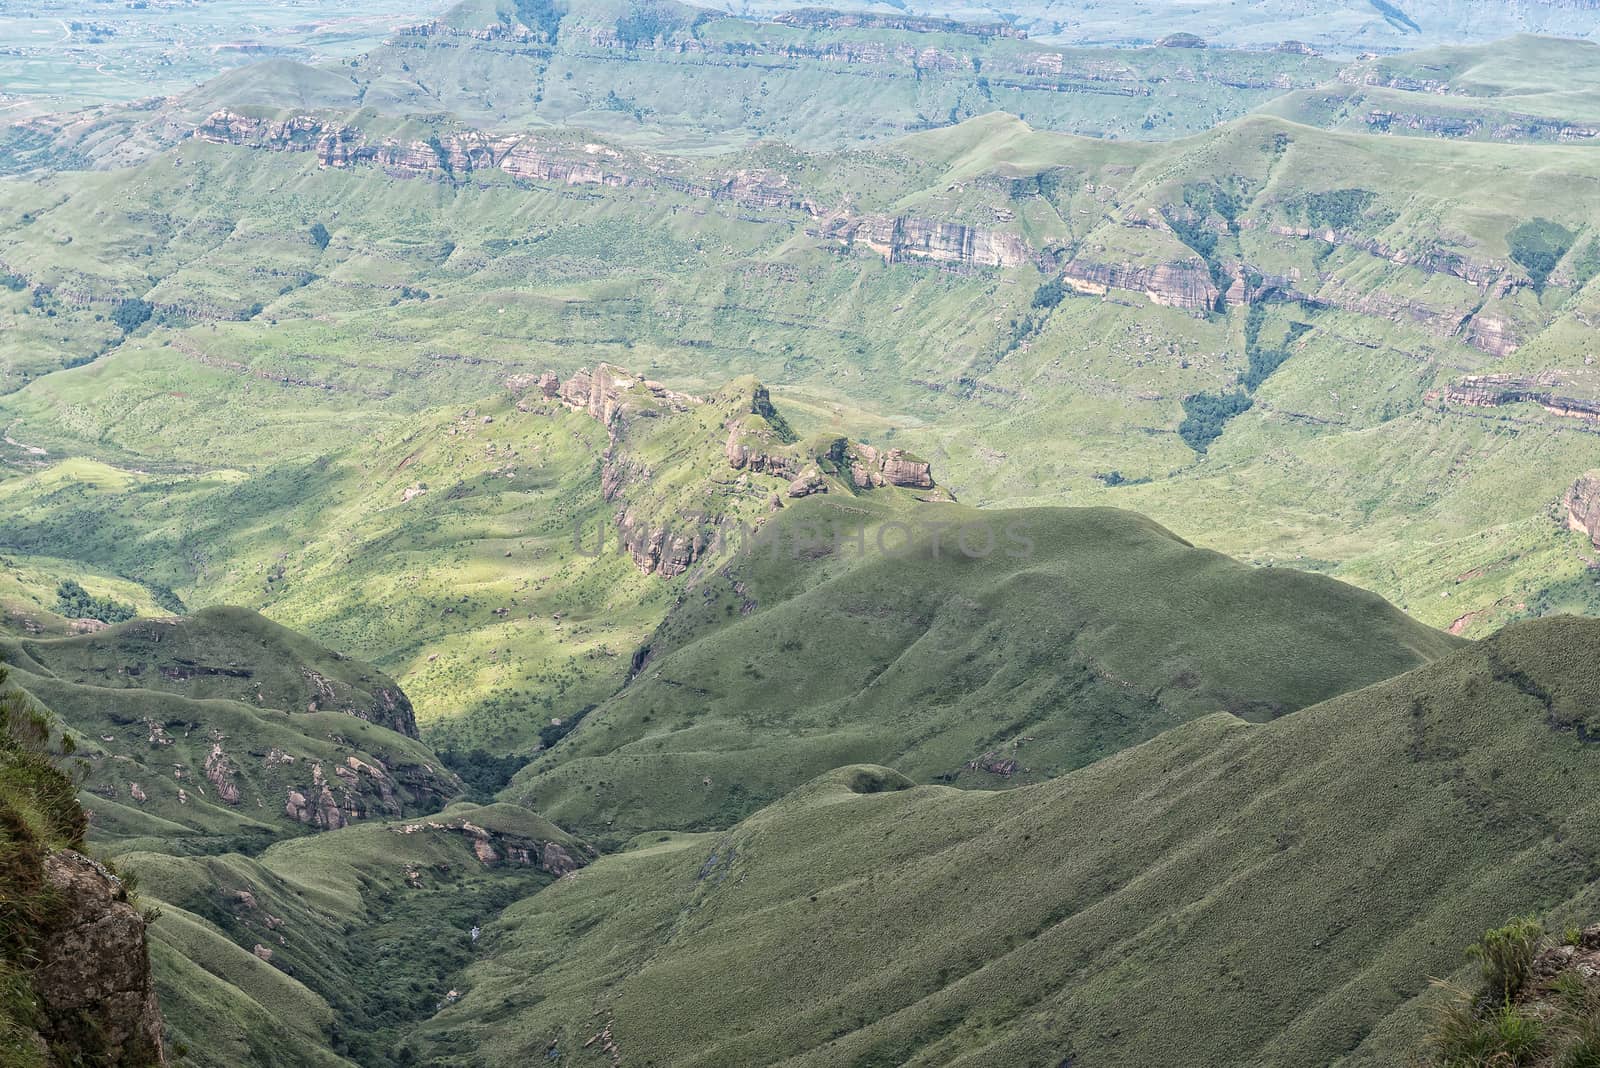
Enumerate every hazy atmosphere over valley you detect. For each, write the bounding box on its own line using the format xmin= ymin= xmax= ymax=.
xmin=3 ymin=0 xmax=1600 ymax=1064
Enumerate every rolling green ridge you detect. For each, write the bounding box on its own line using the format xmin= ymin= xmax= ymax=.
xmin=507 ymin=500 xmax=1463 ymax=841
xmin=425 ymin=614 xmax=1600 ymax=1067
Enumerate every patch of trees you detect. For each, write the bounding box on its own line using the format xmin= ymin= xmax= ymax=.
xmin=1242 ymin=305 xmax=1311 ymax=392
xmin=54 ymin=579 xmax=135 ymax=624
xmin=110 ymin=298 xmax=153 ymax=333
xmin=309 ymin=221 xmax=331 ymax=250
xmin=1178 ymin=391 xmax=1253 ymax=453
xmin=615 ymin=3 xmax=681 ymax=46
xmin=513 ymin=0 xmax=565 ymax=43
xmin=1508 ymin=217 xmax=1575 ymax=293
xmin=437 ymin=748 xmax=527 ymax=800
xmin=1031 ymin=277 xmax=1068 ymax=310
xmin=1294 ymin=188 xmax=1382 ymax=233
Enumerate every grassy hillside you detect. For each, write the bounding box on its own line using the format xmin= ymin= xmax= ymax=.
xmin=423 ymin=614 xmax=1600 ymax=1067
xmin=1263 ymin=36 xmax=1600 ymax=143
xmin=128 ymin=800 xmax=588 ymax=1067
xmin=505 ymin=499 xmax=1462 ymax=841
xmin=0 ymin=101 xmax=1593 ymax=747
xmin=0 ymin=607 xmax=463 ymax=855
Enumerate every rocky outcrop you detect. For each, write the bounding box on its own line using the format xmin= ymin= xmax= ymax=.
xmin=1564 ymin=472 xmax=1600 ymax=548
xmin=516 ymin=365 xmax=943 ymax=574
xmin=877 ymin=448 xmax=935 ymax=489
xmin=33 ymin=851 xmax=166 ymax=1066
xmin=1428 ymin=374 xmax=1600 ymax=423
xmin=195 ymin=111 xmax=817 ymax=215
xmin=771 ymin=10 xmax=1026 ymax=37
xmin=283 ymin=757 xmax=413 ymax=830
xmin=393 ymin=817 xmax=587 ymax=876
xmin=615 ymin=508 xmax=708 ymax=577
xmin=787 ymin=467 xmax=828 ymax=498
xmin=1061 ymin=257 xmax=1220 ymax=312
xmin=204 ymin=743 xmax=241 ymax=805
xmin=814 ymin=214 xmax=1032 ymax=269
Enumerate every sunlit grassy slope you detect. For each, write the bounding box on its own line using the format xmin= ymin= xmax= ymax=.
xmin=427 ymin=615 xmax=1600 ymax=1067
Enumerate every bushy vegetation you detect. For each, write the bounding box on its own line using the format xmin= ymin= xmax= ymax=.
xmin=309 ymin=221 xmax=331 ymax=250
xmin=1294 ymin=187 xmax=1381 ymax=232
xmin=53 ymin=578 xmax=135 ymax=624
xmin=1178 ymin=390 xmax=1253 ymax=452
xmin=614 ymin=2 xmax=682 ymax=47
xmin=513 ymin=0 xmax=565 ymax=42
xmin=1423 ymin=918 xmax=1600 ymax=1068
xmin=1508 ymin=218 xmax=1576 ymax=292
xmin=109 ymin=298 xmax=152 ymax=334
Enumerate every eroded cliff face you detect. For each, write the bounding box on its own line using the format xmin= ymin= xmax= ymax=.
xmin=194 ymin=112 xmax=1031 ymax=274
xmin=30 ymin=851 xmax=167 ymax=1066
xmin=1564 ymin=471 xmax=1600 ymax=548
xmin=1428 ymin=374 xmax=1600 ymax=423
xmin=814 ymin=215 xmax=1033 ymax=269
xmin=191 ymin=110 xmax=1567 ymax=336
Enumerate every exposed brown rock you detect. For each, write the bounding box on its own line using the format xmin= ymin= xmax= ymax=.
xmin=787 ymin=468 xmax=828 ymax=498
xmin=204 ymin=743 xmax=241 ymax=805
xmin=34 ymin=851 xmax=166 ymax=1066
xmin=541 ymin=842 xmax=578 ymax=876
xmin=879 ymin=449 xmax=934 ymax=489
xmin=1564 ymin=471 xmax=1600 ymax=548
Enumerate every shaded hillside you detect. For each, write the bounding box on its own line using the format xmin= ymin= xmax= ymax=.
xmin=425 ymin=615 xmax=1600 ymax=1067
xmin=128 ymin=801 xmax=589 ymax=1067
xmin=506 ymin=500 xmax=1462 ymax=840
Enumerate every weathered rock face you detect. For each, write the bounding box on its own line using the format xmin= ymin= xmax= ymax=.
xmin=517 ymin=365 xmax=944 ymax=575
xmin=196 ymin=111 xmax=814 ymax=214
xmin=1428 ymin=374 xmax=1600 ymax=423
xmin=787 ymin=467 xmax=828 ymax=498
xmin=1564 ymin=472 xmax=1600 ymax=548
xmin=282 ymin=756 xmax=421 ymax=830
xmin=33 ymin=851 xmax=166 ymax=1066
xmin=1060 ymin=257 xmax=1220 ymax=312
xmin=878 ymin=448 xmax=935 ymax=489
xmin=392 ymin=818 xmax=588 ymax=877
xmin=815 ymin=214 xmax=1033 ymax=269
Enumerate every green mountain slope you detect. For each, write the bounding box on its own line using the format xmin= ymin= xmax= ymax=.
xmin=1263 ymin=36 xmax=1600 ymax=143
xmin=3 ymin=95 xmax=1599 ymax=652
xmin=425 ymin=614 xmax=1600 ymax=1067
xmin=130 ymin=800 xmax=588 ymax=1066
xmin=506 ymin=500 xmax=1462 ymax=841
xmin=0 ymin=607 xmax=462 ymax=854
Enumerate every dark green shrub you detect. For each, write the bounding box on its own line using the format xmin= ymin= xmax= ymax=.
xmin=54 ymin=579 xmax=135 ymax=624
xmin=1178 ymin=391 xmax=1252 ymax=453
xmin=109 ymin=298 xmax=152 ymax=333
xmin=1508 ymin=218 xmax=1575 ymax=292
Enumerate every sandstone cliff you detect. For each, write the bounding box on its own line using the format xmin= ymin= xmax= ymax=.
xmin=1428 ymin=374 xmax=1600 ymax=423
xmin=1564 ymin=471 xmax=1600 ymax=548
